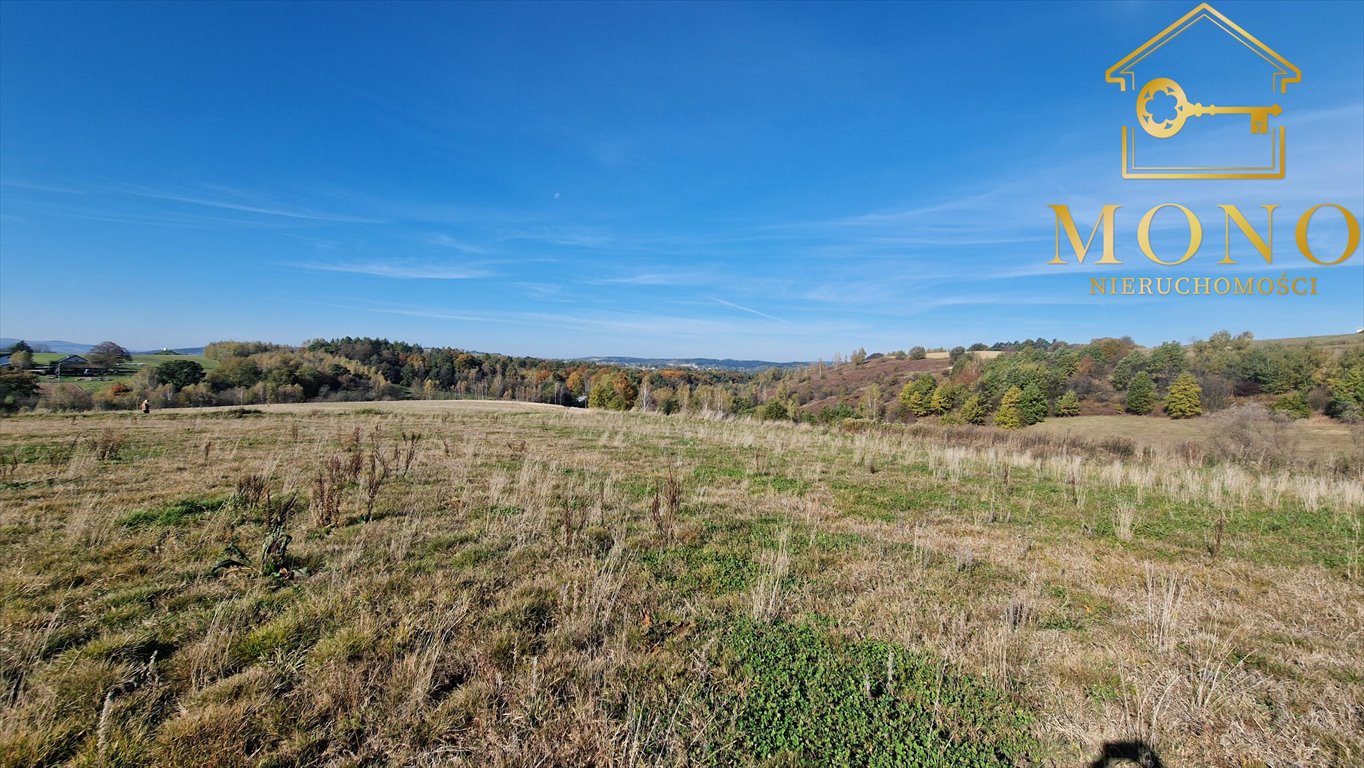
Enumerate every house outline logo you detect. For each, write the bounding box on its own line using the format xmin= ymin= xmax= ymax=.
xmin=1107 ymin=3 xmax=1300 ymax=180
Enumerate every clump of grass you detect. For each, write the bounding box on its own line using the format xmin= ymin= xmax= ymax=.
xmin=233 ymin=472 xmax=268 ymax=511
xmin=1115 ymin=501 xmax=1138 ymax=542
xmin=92 ymin=429 xmax=125 ymax=461
xmin=0 ymin=448 xmax=19 ymax=481
xmin=118 ymin=497 xmax=226 ymax=527
xmin=650 ymin=472 xmax=681 ymax=543
xmin=1143 ymin=565 xmax=1186 ymax=653
xmin=750 ymin=529 xmax=791 ymax=622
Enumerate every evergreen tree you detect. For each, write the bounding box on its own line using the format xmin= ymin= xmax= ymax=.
xmin=898 ymin=374 xmax=936 ymax=417
xmin=1163 ymin=373 xmax=1203 ymax=419
xmin=1055 ymin=390 xmax=1081 ymax=417
xmin=994 ymin=386 xmax=1024 ymax=430
xmin=1270 ymin=391 xmax=1310 ymax=419
xmin=1148 ymin=341 xmax=1189 ymax=386
xmin=929 ymin=384 xmax=954 ymax=415
xmin=959 ymin=394 xmax=987 ymax=425
xmin=1019 ymin=382 xmax=1048 ymax=425
xmin=1124 ymin=371 xmax=1156 ymax=415
xmin=1110 ymin=350 xmax=1149 ymax=390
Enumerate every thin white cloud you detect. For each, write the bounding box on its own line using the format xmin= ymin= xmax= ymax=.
xmin=708 ymin=296 xmax=781 ymax=321
xmin=290 ymin=261 xmax=491 ymax=279
xmin=428 ymin=234 xmax=490 ymax=253
xmin=118 ymin=183 xmax=383 ymax=224
xmin=595 ymin=270 xmax=715 ymax=286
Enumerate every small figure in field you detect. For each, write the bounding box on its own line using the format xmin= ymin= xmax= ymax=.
xmin=140 ymin=399 xmax=150 ymax=414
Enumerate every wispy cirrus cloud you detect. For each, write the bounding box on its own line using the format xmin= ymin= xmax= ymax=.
xmin=594 ymin=269 xmax=716 ymax=286
xmin=708 ymin=296 xmax=781 ymax=321
xmin=289 ymin=260 xmax=492 ymax=279
xmin=118 ymin=183 xmax=384 ymax=223
xmin=428 ymin=233 xmax=491 ymax=253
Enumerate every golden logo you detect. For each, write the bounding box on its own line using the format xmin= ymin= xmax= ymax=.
xmin=1107 ymin=3 xmax=1299 ymax=179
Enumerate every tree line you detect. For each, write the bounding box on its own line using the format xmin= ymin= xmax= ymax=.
xmin=753 ymin=331 xmax=1364 ymax=428
xmin=3 ymin=333 xmax=1361 ymax=424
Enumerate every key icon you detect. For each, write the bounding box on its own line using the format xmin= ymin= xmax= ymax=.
xmin=1137 ymin=78 xmax=1281 ymax=139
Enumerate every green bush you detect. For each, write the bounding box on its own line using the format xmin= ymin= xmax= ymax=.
xmin=1271 ymin=391 xmax=1310 ymax=419
xmin=759 ymin=399 xmax=789 ymax=421
xmin=1055 ymin=390 xmax=1080 ymax=417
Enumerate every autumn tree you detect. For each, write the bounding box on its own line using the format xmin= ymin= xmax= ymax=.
xmin=929 ymin=382 xmax=958 ymax=414
xmin=899 ymin=374 xmax=936 ymax=417
xmin=959 ymin=393 xmax=987 ymax=425
xmin=588 ymin=372 xmax=637 ymax=411
xmin=994 ymin=386 xmax=1024 ymax=430
xmin=859 ymin=383 xmax=884 ymax=420
xmin=1163 ymin=373 xmax=1202 ymax=419
xmin=8 ymin=349 xmax=33 ymax=371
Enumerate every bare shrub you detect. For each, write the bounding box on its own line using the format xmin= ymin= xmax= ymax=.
xmin=1208 ymin=403 xmax=1294 ymax=468
xmin=311 ymin=456 xmax=345 ymax=527
xmin=398 ymin=430 xmax=421 ymax=475
xmin=364 ymin=448 xmax=387 ymax=521
xmin=40 ymin=383 xmax=93 ymax=412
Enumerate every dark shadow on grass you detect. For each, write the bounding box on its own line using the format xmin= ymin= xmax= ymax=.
xmin=1088 ymin=740 xmax=1165 ymax=768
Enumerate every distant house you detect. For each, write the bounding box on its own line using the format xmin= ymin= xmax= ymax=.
xmin=48 ymin=355 xmax=107 ymax=377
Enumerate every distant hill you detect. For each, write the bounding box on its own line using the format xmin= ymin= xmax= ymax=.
xmin=0 ymin=338 xmax=92 ymax=354
xmin=136 ymin=347 xmax=206 ymax=356
xmin=1 ymin=339 xmax=208 ymax=356
xmin=576 ymin=356 xmax=808 ymax=371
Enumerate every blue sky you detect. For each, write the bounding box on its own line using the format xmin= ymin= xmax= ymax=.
xmin=1 ymin=0 xmax=1360 ymax=360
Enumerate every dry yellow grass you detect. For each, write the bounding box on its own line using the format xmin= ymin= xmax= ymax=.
xmin=0 ymin=404 xmax=1360 ymax=766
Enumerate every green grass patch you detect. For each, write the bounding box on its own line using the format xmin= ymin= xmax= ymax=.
xmin=118 ymin=497 xmax=227 ymax=527
xmin=718 ymin=620 xmax=1036 ymax=766
xmin=642 ymin=543 xmax=757 ymax=596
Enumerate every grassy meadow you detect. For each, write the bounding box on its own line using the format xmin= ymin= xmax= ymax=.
xmin=28 ymin=353 xmax=219 ymax=393
xmin=0 ymin=402 xmax=1361 ymax=767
